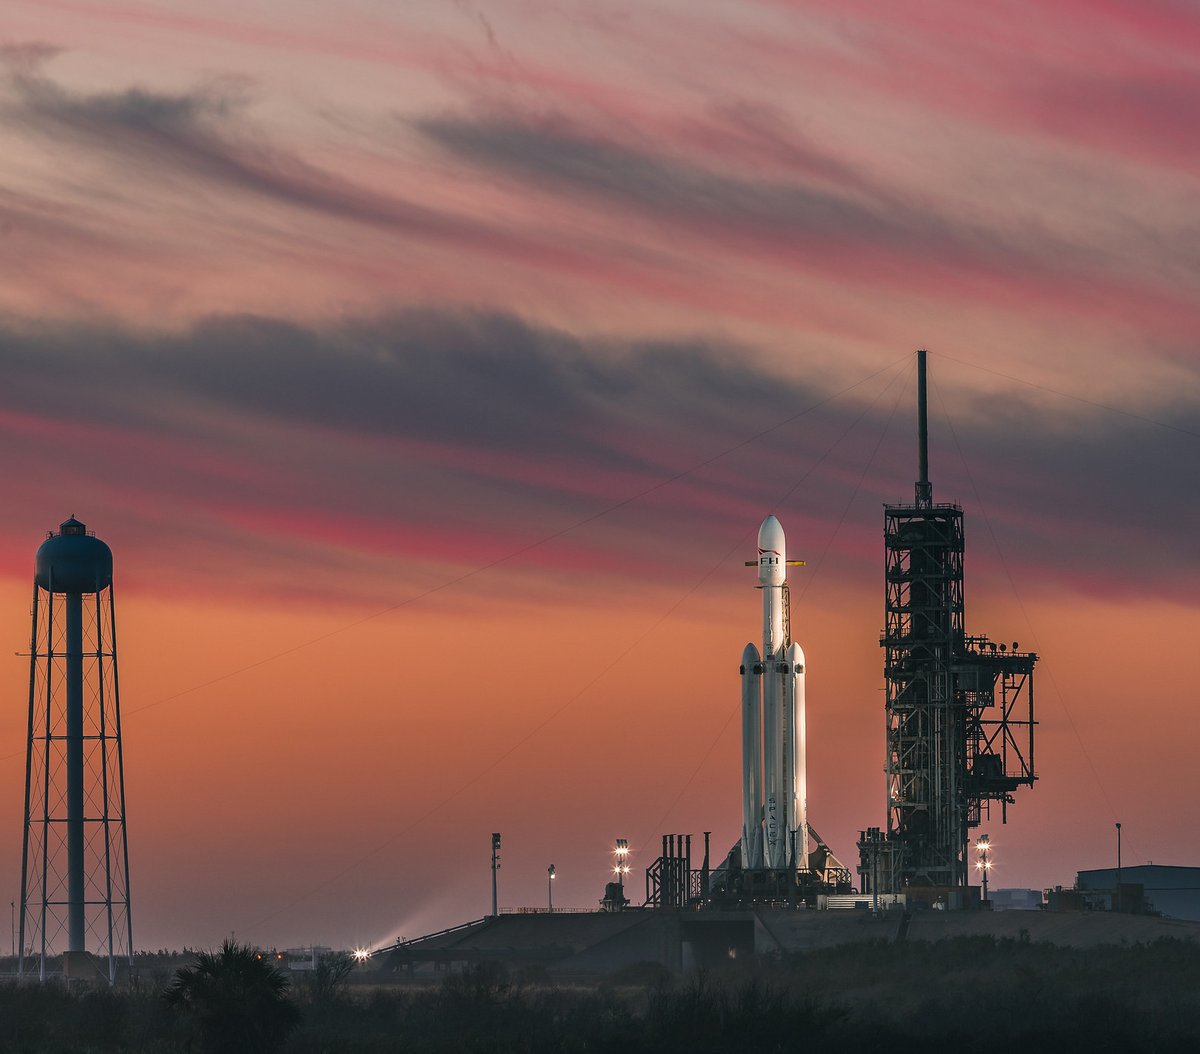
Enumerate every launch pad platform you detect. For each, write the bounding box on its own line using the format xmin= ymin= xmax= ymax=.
xmin=376 ymin=906 xmax=1200 ymax=980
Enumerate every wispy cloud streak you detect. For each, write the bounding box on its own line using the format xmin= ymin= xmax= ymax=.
xmin=0 ymin=311 xmax=1194 ymax=605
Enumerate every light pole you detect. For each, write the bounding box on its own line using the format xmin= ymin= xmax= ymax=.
xmin=547 ymin=864 xmax=555 ymax=912
xmin=974 ymin=835 xmax=991 ymax=904
xmin=1115 ymin=822 xmax=1122 ymax=912
xmin=491 ymin=833 xmax=501 ymax=917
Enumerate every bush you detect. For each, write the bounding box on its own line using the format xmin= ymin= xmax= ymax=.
xmin=164 ymin=939 xmax=300 ymax=1053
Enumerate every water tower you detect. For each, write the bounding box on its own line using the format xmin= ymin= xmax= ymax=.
xmin=18 ymin=517 xmax=133 ymax=982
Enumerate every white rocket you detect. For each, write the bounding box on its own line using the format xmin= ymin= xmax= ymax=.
xmin=739 ymin=515 xmax=808 ymax=871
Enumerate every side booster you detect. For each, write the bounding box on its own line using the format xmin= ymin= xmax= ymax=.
xmin=739 ymin=515 xmax=808 ymax=871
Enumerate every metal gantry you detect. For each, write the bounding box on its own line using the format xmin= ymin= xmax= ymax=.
xmin=858 ymin=353 xmax=1037 ymax=897
xmin=880 ymin=500 xmax=967 ymax=888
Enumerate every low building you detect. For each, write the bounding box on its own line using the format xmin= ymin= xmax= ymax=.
xmin=987 ymin=888 xmax=1043 ymax=911
xmin=284 ymin=946 xmax=334 ymax=971
xmin=1076 ymin=866 xmax=1200 ymax=921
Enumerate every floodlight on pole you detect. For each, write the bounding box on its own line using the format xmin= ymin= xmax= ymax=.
xmin=974 ymin=835 xmax=992 ymax=904
xmin=548 ymin=864 xmax=556 ymax=912
xmin=614 ymin=839 xmax=630 ymax=892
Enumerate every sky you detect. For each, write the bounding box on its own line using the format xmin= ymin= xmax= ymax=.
xmin=1 ymin=0 xmax=1198 ymax=953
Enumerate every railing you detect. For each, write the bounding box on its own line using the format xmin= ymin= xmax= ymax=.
xmin=384 ymin=917 xmax=489 ymax=950
xmin=499 ymin=907 xmax=596 ymax=915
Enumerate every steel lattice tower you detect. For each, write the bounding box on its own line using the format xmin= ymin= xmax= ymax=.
xmin=19 ymin=517 xmax=133 ymax=982
xmin=859 ymin=353 xmax=1037 ymax=896
xmin=882 ymin=489 xmax=967 ymax=886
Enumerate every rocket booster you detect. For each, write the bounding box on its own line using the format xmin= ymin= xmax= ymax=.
xmin=740 ymin=642 xmax=763 ymax=869
xmin=740 ymin=515 xmax=808 ymax=871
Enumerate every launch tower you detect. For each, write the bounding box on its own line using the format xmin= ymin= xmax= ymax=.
xmin=19 ymin=517 xmax=133 ymax=982
xmin=859 ymin=353 xmax=1037 ymax=896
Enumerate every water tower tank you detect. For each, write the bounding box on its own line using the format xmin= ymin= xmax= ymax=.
xmin=34 ymin=517 xmax=113 ymax=594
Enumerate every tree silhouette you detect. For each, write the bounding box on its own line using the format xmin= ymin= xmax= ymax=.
xmin=164 ymin=939 xmax=300 ymax=1052
xmin=302 ymin=949 xmax=355 ymax=1005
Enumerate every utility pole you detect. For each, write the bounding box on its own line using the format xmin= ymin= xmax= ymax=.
xmin=491 ymin=833 xmax=501 ymax=917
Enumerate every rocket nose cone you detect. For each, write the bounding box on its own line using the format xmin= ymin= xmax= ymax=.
xmin=757 ymin=515 xmax=785 ymax=556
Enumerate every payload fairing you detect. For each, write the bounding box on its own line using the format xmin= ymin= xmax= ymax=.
xmin=739 ymin=515 xmax=808 ymax=872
